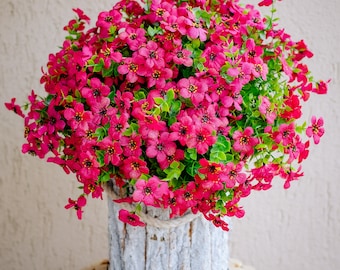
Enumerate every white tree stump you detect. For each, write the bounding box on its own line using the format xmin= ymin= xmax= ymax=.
xmin=108 ymin=198 xmax=230 ymax=270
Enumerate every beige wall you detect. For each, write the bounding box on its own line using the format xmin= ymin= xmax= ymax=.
xmin=0 ymin=0 xmax=339 ymax=270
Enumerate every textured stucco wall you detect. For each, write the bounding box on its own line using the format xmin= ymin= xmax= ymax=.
xmin=0 ymin=1 xmax=339 ymax=270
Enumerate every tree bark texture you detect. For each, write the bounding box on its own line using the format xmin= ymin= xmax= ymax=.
xmin=108 ymin=199 xmax=230 ymax=270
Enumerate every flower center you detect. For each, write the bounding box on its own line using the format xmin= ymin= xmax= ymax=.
xmin=171 ymin=23 xmax=178 ymax=30
xmin=129 ymin=140 xmax=137 ymax=150
xmin=189 ymin=84 xmax=197 ymax=93
xmin=184 ymin=192 xmax=193 ymax=201
xmin=99 ymin=108 xmax=107 ymax=116
xmin=177 ymin=51 xmax=184 ymax=58
xmin=107 ymin=147 xmax=115 ymax=155
xmin=131 ymin=162 xmax=140 ymax=170
xmin=201 ymin=114 xmax=210 ymax=123
xmin=229 ymin=170 xmax=237 ymax=179
xmin=255 ymin=64 xmax=263 ymax=73
xmin=83 ymin=159 xmax=93 ymax=168
xmin=216 ymin=86 xmax=224 ymax=95
xmin=209 ymin=53 xmax=216 ymax=60
xmin=105 ymin=16 xmax=113 ymax=22
xmin=179 ymin=127 xmax=187 ymax=136
xmin=100 ymin=48 xmax=109 ymax=57
xmin=152 ymin=70 xmax=161 ymax=79
xmin=157 ymin=143 xmax=164 ymax=151
xmin=248 ymin=50 xmax=256 ymax=57
xmin=156 ymin=8 xmax=165 ymax=17
xmin=209 ymin=165 xmax=218 ymax=173
xmin=115 ymin=123 xmax=123 ymax=132
xmin=130 ymin=33 xmax=137 ymax=40
xmin=93 ymin=89 xmax=101 ymax=97
xmin=144 ymin=187 xmax=152 ymax=195
xmin=197 ymin=134 xmax=206 ymax=142
xmin=75 ymin=112 xmax=83 ymax=122
xmin=86 ymin=130 xmax=94 ymax=138
xmin=128 ymin=63 xmax=138 ymax=73
xmin=239 ymin=136 xmax=249 ymax=145
xmin=149 ymin=51 xmax=157 ymax=59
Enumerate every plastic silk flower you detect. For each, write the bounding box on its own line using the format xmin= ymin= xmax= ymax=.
xmin=5 ymin=0 xmax=328 ymax=231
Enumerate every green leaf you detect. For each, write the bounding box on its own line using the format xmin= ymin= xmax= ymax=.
xmin=65 ymin=95 xmax=73 ymax=103
xmin=96 ymin=150 xmax=105 ymax=167
xmin=166 ymin=89 xmax=175 ymax=101
xmin=170 ymin=161 xmax=180 ymax=169
xmin=210 ymin=151 xmax=227 ymax=163
xmin=123 ymin=122 xmax=139 ymax=136
xmin=161 ymin=102 xmax=170 ymax=112
xmin=211 ymin=135 xmax=231 ymax=153
xmin=147 ymin=25 xmax=162 ymax=37
xmin=95 ymin=126 xmax=108 ymax=140
xmin=98 ymin=171 xmax=111 ymax=183
xmin=135 ymin=203 xmax=142 ymax=213
xmin=185 ymin=160 xmax=200 ymax=177
xmin=153 ymin=107 xmax=161 ymax=116
xmin=171 ymin=100 xmax=182 ymax=114
xmin=134 ymin=90 xmax=146 ymax=101
xmin=185 ymin=148 xmax=197 ymax=160
xmin=192 ymin=39 xmax=200 ymax=48
xmin=102 ymin=64 xmax=114 ymax=77
xmin=154 ymin=97 xmax=164 ymax=105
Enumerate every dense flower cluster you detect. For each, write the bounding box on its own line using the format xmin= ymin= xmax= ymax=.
xmin=6 ymin=0 xmax=328 ymax=230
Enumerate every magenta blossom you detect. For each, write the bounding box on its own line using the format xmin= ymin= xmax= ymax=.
xmin=232 ymin=127 xmax=259 ymax=157
xmin=133 ymin=176 xmax=169 ymax=206
xmin=306 ymin=116 xmax=325 ymax=144
xmin=118 ymin=209 xmax=145 ymax=227
xmin=146 ymin=132 xmax=177 ymax=165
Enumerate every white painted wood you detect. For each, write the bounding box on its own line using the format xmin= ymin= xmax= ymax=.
xmin=108 ymin=199 xmax=230 ymax=270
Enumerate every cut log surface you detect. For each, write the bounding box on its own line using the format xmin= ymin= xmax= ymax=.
xmin=108 ymin=199 xmax=230 ymax=270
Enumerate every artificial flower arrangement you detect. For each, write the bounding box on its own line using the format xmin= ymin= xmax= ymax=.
xmin=6 ymin=0 xmax=328 ymax=231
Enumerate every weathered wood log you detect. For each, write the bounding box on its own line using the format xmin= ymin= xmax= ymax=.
xmin=108 ymin=197 xmax=230 ymax=270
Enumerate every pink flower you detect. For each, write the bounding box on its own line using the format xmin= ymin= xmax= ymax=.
xmin=114 ymin=90 xmax=134 ymax=113
xmin=146 ymin=67 xmax=173 ymax=88
xmin=259 ymin=96 xmax=276 ymax=124
xmin=138 ymin=41 xmax=165 ymax=68
xmin=120 ymin=133 xmax=142 ymax=157
xmin=98 ymin=42 xmax=123 ymax=69
xmin=119 ymin=27 xmax=146 ymax=51
xmin=186 ymin=20 xmax=207 ymax=41
xmin=222 ymin=162 xmax=247 ymax=188
xmin=258 ymin=0 xmax=281 ymax=7
xmin=118 ymin=209 xmax=145 ymax=227
xmin=167 ymin=47 xmax=193 ymax=67
xmin=170 ymin=111 xmax=194 ymax=146
xmin=78 ymin=151 xmax=100 ymax=180
xmin=202 ymin=45 xmax=226 ymax=73
xmin=186 ymin=125 xmax=216 ymax=155
xmin=146 ymin=132 xmax=177 ymax=164
xmin=108 ymin=112 xmax=130 ymax=140
xmin=132 ymin=176 xmax=169 ymax=206
xmin=306 ymin=116 xmax=325 ymax=144
xmin=4 ymin=98 xmax=25 ymax=118
xmin=65 ymin=196 xmax=87 ymax=220
xmin=280 ymin=166 xmax=303 ymax=189
xmin=64 ymin=102 xmax=93 ymax=131
xmin=117 ymin=56 xmax=147 ymax=83
xmin=99 ymin=136 xmax=123 ymax=166
xmin=274 ymin=123 xmax=295 ymax=146
xmin=121 ymin=156 xmax=149 ymax=179
xmin=232 ymin=127 xmax=259 ymax=156
xmin=177 ymin=77 xmax=207 ymax=106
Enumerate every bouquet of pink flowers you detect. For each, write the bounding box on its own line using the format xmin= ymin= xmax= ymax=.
xmin=5 ymin=0 xmax=328 ymax=230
